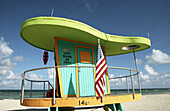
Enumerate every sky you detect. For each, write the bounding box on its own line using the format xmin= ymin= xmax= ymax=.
xmin=0 ymin=0 xmax=170 ymax=90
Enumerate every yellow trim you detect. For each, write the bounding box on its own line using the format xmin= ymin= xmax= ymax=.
xmin=103 ymin=47 xmax=111 ymax=95
xmin=21 ymin=93 xmax=142 ymax=107
xmin=54 ymin=38 xmax=64 ymax=97
xmin=53 ymin=39 xmax=59 ymax=97
xmin=91 ymin=47 xmax=97 ymax=96
xmin=75 ymin=45 xmax=79 ymax=97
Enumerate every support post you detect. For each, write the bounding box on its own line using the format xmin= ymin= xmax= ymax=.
xmin=48 ymin=107 xmax=58 ymax=111
xmin=48 ymin=82 xmax=50 ymax=91
xmin=30 ymin=81 xmax=32 ymax=98
xmin=107 ymin=104 xmax=116 ymax=111
xmin=103 ymin=105 xmax=109 ymax=111
xmin=43 ymin=81 xmax=45 ymax=97
xmin=133 ymin=50 xmax=141 ymax=94
xmin=21 ymin=73 xmax=25 ymax=104
xmin=130 ymin=70 xmax=135 ymax=99
xmin=53 ymin=67 xmax=56 ymax=105
xmin=115 ymin=103 xmax=123 ymax=111
xmin=126 ymin=77 xmax=129 ymax=93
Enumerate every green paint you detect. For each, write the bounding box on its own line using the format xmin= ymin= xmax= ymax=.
xmin=57 ymin=40 xmax=77 ymax=96
xmin=115 ymin=103 xmax=123 ymax=111
xmin=20 ymin=17 xmax=151 ymax=56
xmin=107 ymin=104 xmax=117 ymax=111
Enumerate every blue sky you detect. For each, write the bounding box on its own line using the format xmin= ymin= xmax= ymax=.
xmin=0 ymin=0 xmax=170 ymax=89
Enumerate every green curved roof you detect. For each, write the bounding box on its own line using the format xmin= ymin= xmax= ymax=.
xmin=20 ymin=17 xmax=151 ymax=56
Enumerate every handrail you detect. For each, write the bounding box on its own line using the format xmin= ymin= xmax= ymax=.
xmin=25 ymin=78 xmax=53 ymax=88
xmin=109 ymin=73 xmax=138 ymax=79
xmin=107 ymin=66 xmax=138 ymax=72
xmin=21 ymin=65 xmax=140 ymax=104
xmin=23 ymin=65 xmax=137 ymax=74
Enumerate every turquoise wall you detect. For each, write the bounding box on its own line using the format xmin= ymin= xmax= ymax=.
xmin=77 ymin=47 xmax=95 ymax=97
xmin=56 ymin=39 xmax=108 ymax=97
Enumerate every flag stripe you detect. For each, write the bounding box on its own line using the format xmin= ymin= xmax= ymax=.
xmin=95 ymin=39 xmax=107 ymax=98
xmin=96 ymin=56 xmax=104 ymax=66
xmin=95 ymin=65 xmax=107 ymax=82
xmin=96 ymin=58 xmax=105 ymax=73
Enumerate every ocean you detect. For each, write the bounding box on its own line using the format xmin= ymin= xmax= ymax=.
xmin=0 ymin=88 xmax=170 ymax=100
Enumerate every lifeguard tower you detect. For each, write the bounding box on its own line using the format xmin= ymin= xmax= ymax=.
xmin=20 ymin=17 xmax=151 ymax=111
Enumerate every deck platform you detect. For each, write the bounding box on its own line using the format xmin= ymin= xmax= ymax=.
xmin=20 ymin=93 xmax=141 ymax=107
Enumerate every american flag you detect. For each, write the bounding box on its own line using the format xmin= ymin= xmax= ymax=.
xmin=95 ymin=39 xmax=107 ymax=98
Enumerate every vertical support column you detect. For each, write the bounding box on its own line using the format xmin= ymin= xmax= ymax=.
xmin=130 ymin=70 xmax=135 ymax=99
xmin=48 ymin=107 xmax=59 ymax=111
xmin=43 ymin=81 xmax=45 ymax=97
xmin=133 ymin=50 xmax=141 ymax=94
xmin=53 ymin=67 xmax=56 ymax=105
xmin=21 ymin=73 xmax=25 ymax=104
xmin=103 ymin=105 xmax=109 ymax=111
xmin=126 ymin=77 xmax=129 ymax=93
xmin=115 ymin=103 xmax=123 ymax=111
xmin=30 ymin=81 xmax=32 ymax=98
xmin=107 ymin=104 xmax=116 ymax=111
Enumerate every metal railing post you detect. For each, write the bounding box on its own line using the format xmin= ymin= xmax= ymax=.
xmin=43 ymin=81 xmax=45 ymax=97
xmin=130 ymin=70 xmax=135 ymax=99
xmin=137 ymin=72 xmax=142 ymax=93
xmin=21 ymin=73 xmax=25 ymax=104
xmin=133 ymin=51 xmax=142 ymax=94
xmin=30 ymin=81 xmax=32 ymax=98
xmin=48 ymin=82 xmax=50 ymax=91
xmin=126 ymin=77 xmax=129 ymax=93
xmin=53 ymin=67 xmax=56 ymax=105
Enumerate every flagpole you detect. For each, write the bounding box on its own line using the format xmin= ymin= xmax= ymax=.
xmin=98 ymin=39 xmax=103 ymax=103
xmin=98 ymin=39 xmax=100 ymax=44
xmin=101 ymin=96 xmax=103 ymax=102
xmin=96 ymin=39 xmax=105 ymax=103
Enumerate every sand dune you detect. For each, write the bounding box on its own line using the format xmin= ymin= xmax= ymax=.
xmin=0 ymin=94 xmax=170 ymax=111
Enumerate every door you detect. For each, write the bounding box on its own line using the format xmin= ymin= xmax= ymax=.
xmin=77 ymin=46 xmax=95 ymax=97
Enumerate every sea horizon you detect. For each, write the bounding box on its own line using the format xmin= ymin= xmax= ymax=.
xmin=0 ymin=88 xmax=170 ymax=100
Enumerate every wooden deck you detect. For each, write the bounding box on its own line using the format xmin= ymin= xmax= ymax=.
xmin=20 ymin=93 xmax=141 ymax=107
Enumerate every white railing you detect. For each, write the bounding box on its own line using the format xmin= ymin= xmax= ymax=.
xmin=21 ymin=66 xmax=141 ymax=105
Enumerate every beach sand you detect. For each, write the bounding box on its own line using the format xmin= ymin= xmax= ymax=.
xmin=0 ymin=94 xmax=170 ymax=111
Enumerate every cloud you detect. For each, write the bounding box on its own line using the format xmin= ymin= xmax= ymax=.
xmin=47 ymin=68 xmax=54 ymax=79
xmin=140 ymin=72 xmax=149 ymax=80
xmin=109 ymin=73 xmax=114 ymax=78
xmin=109 ymin=74 xmax=127 ymax=88
xmin=6 ymin=72 xmax=20 ymax=80
xmin=84 ymin=0 xmax=98 ymax=13
xmin=0 ymin=59 xmax=16 ymax=76
xmin=146 ymin=49 xmax=170 ymax=64
xmin=0 ymin=37 xmax=13 ymax=60
xmin=136 ymin=59 xmax=143 ymax=65
xmin=0 ymin=58 xmax=16 ymax=68
xmin=13 ymin=55 xmax=24 ymax=62
xmin=26 ymin=73 xmax=43 ymax=80
xmin=0 ymin=37 xmax=24 ymax=89
xmin=0 ymin=69 xmax=13 ymax=76
xmin=144 ymin=64 xmax=159 ymax=75
xmin=140 ymin=72 xmax=170 ymax=88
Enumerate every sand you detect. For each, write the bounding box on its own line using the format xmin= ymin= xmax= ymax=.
xmin=0 ymin=94 xmax=170 ymax=111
